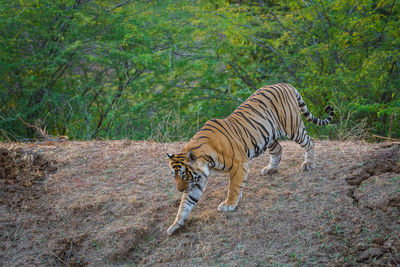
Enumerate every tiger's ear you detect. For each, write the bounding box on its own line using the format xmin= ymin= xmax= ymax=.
xmin=167 ymin=153 xmax=174 ymax=159
xmin=187 ymin=151 xmax=196 ymax=163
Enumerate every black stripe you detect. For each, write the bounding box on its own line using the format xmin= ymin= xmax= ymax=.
xmin=242 ymin=103 xmax=266 ymax=119
xmin=249 ymin=117 xmax=269 ymax=144
xmin=197 ymin=155 xmax=215 ymax=168
xmin=188 ymin=195 xmax=199 ymax=204
xmin=190 ymin=143 xmax=206 ymax=151
xmin=198 ymin=127 xmax=215 ymax=133
xmin=230 ymin=117 xmax=249 ymax=138
xmin=230 ymin=120 xmax=251 ymax=158
xmin=172 ymin=164 xmax=183 ymax=169
xmin=207 ymin=123 xmax=234 ymax=143
xmin=210 ymin=119 xmax=230 ymax=134
xmin=299 ymin=131 xmax=308 ymax=147
xmin=228 ymin=118 xmax=251 ymax=157
xmin=208 ymin=120 xmax=235 ymax=171
xmin=279 ymin=87 xmax=296 ymax=137
xmin=227 ymin=117 xmax=243 ymax=137
xmin=194 ymin=183 xmax=203 ymax=192
xmin=262 ymin=88 xmax=280 ymax=110
xmin=208 ymin=156 xmax=215 ymax=167
xmin=250 ymin=98 xmax=270 ymax=112
xmin=186 ymin=197 xmax=196 ymax=205
xmin=222 ymin=118 xmax=239 ymax=139
xmin=258 ymin=92 xmax=280 ymax=118
xmin=294 ymin=127 xmax=303 ymax=142
xmin=194 ymin=135 xmax=211 ymax=141
xmin=234 ymin=111 xmax=259 ymax=131
xmin=268 ymin=141 xmax=278 ymax=150
xmin=230 ymin=117 xmax=257 ymax=154
xmin=263 ymin=109 xmax=278 ymax=140
xmin=269 ymin=85 xmax=288 ymax=128
xmin=221 ymin=151 xmax=226 ymax=170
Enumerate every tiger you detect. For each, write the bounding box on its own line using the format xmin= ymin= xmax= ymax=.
xmin=166 ymin=83 xmax=334 ymax=235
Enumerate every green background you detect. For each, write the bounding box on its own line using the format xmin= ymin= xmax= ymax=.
xmin=1 ymin=0 xmax=399 ymax=141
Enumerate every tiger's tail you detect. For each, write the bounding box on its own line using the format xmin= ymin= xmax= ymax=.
xmin=293 ymin=88 xmax=334 ymax=126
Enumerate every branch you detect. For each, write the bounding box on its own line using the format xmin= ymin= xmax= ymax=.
xmin=389 ymin=58 xmax=398 ymax=76
xmin=173 ymin=50 xmax=258 ymax=89
xmin=107 ymin=0 xmax=137 ymax=12
xmin=380 ymin=0 xmax=397 ymax=35
xmin=93 ymin=68 xmax=145 ymax=136
xmin=227 ymin=61 xmax=258 ymax=90
xmin=265 ymin=44 xmax=302 ymax=84
xmin=186 ymin=96 xmax=242 ymax=104
xmin=373 ymin=134 xmax=400 ymax=142
xmin=270 ymin=11 xmax=285 ymax=30
xmin=176 ymin=83 xmax=243 ymax=103
xmin=49 ymin=52 xmax=75 ymax=88
xmin=348 ymin=1 xmax=358 ymax=17
xmin=18 ymin=116 xmax=48 ymax=139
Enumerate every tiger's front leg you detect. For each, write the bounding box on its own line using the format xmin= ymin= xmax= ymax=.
xmin=167 ymin=183 xmax=205 ymax=235
xmin=218 ymin=163 xmax=249 ymax=212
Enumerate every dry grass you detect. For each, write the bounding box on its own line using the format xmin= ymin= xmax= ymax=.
xmin=0 ymin=140 xmax=399 ymax=266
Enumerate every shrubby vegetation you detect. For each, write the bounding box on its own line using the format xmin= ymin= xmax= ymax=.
xmin=1 ymin=0 xmax=399 ymax=141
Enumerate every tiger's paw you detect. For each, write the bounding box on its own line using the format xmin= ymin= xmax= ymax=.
xmin=218 ymin=202 xmax=237 ymax=212
xmin=301 ymin=161 xmax=316 ymax=171
xmin=261 ymin=166 xmax=277 ymax=176
xmin=167 ymin=222 xmax=182 ymax=235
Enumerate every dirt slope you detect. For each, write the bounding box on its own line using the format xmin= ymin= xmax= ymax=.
xmin=0 ymin=140 xmax=399 ymax=266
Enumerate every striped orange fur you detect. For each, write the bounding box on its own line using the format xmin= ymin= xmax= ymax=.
xmin=166 ymin=83 xmax=334 ymax=235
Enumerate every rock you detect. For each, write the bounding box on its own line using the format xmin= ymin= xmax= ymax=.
xmin=239 ymin=247 xmax=247 ymax=256
xmin=364 ymin=162 xmax=377 ymax=175
xmin=377 ymin=192 xmax=400 ymax=211
xmin=345 ymin=169 xmax=370 ymax=186
xmin=374 ymin=159 xmax=396 ymax=175
xmin=353 ymin=172 xmax=400 ymax=212
xmin=356 ymin=242 xmax=368 ymax=251
xmin=353 ymin=225 xmax=362 ymax=234
xmin=393 ymin=162 xmax=400 ymax=173
xmin=373 ymin=237 xmax=385 ymax=246
xmin=383 ymin=238 xmax=395 ymax=250
xmin=357 ymin=248 xmax=384 ymax=262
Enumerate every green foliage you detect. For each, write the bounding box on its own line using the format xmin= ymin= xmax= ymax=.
xmin=0 ymin=0 xmax=399 ymax=141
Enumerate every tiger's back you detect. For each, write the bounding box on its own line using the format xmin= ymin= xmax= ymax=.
xmin=188 ymin=83 xmax=324 ymax=162
xmin=240 ymin=84 xmax=302 ymax=138
xmin=225 ymin=83 xmax=302 ymax=158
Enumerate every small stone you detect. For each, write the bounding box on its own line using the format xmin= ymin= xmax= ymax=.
xmin=364 ymin=162 xmax=377 ymax=175
xmin=239 ymin=248 xmax=247 ymax=256
xmin=393 ymin=162 xmax=400 ymax=173
xmin=373 ymin=236 xmax=385 ymax=246
xmin=345 ymin=169 xmax=370 ymax=186
xmin=383 ymin=238 xmax=394 ymax=249
xmin=356 ymin=242 xmax=368 ymax=251
xmin=354 ymin=225 xmax=362 ymax=234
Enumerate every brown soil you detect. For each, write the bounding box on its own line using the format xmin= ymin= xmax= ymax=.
xmin=0 ymin=140 xmax=399 ymax=266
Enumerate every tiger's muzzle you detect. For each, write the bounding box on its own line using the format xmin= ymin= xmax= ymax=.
xmin=175 ymin=176 xmax=189 ymax=192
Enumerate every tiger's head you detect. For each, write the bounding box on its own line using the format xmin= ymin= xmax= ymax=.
xmin=167 ymin=151 xmax=207 ymax=193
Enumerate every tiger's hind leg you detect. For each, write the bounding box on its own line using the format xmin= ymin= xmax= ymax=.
xmin=293 ymin=122 xmax=316 ymax=171
xmin=218 ymin=162 xmax=249 ymax=212
xmin=261 ymin=140 xmax=282 ymax=175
